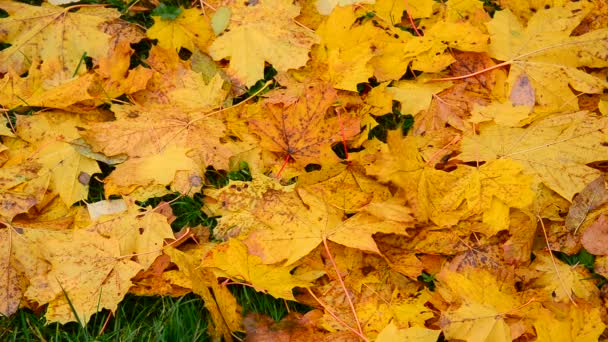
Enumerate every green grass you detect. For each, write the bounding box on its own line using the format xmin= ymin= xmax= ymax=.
xmin=0 ymin=294 xmax=211 ymax=341
xmin=0 ymin=290 xmax=310 ymax=341
xmin=230 ymin=286 xmax=311 ymax=322
xmin=555 ymin=249 xmax=608 ymax=288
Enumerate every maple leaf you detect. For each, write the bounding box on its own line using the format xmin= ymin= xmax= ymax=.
xmin=376 ymin=322 xmax=440 ymax=342
xmin=565 ymin=175 xmax=608 ymax=232
xmin=164 ymin=247 xmax=243 ymax=340
xmin=202 ymin=239 xmax=316 ymax=300
xmin=147 ymin=7 xmax=213 ymax=53
xmin=460 ymin=111 xmax=608 ymax=201
xmin=0 ymin=58 xmax=98 ymax=109
xmin=104 ymin=146 xmax=203 ymax=198
xmin=207 ymin=176 xmax=410 ymax=264
xmin=248 ymin=84 xmax=360 ymax=171
xmin=0 ymin=19 xmax=151 ymax=109
xmin=0 ymin=1 xmax=118 ymax=77
xmin=414 ymin=52 xmax=499 ymax=133
xmin=387 ymin=79 xmax=452 ymax=117
xmin=437 ymin=269 xmax=520 ymax=341
xmin=4 ymin=0 xmax=608 ymax=339
xmin=581 ymin=214 xmax=608 ymax=255
xmin=0 ymin=228 xmax=27 ymax=317
xmin=88 ymin=199 xmax=174 ymax=270
xmin=527 ymin=252 xmax=599 ymax=303
xmin=366 ymin=132 xmax=463 ymax=225
xmin=390 ymin=289 xmax=434 ymax=327
xmin=83 ymin=102 xmax=235 ymax=170
xmin=532 ymin=303 xmax=606 ymax=342
xmin=439 ymin=159 xmax=536 ymax=235
xmin=297 ymin=160 xmax=391 ymax=213
xmin=242 ymin=311 xmax=343 ymax=341
xmin=314 ymin=6 xmax=377 ymax=91
xmin=15 ymin=229 xmax=142 ymax=324
xmin=15 ymin=112 xmax=101 ymax=206
xmin=0 ymin=163 xmax=48 ymax=222
xmin=208 ymin=0 xmax=319 ymax=87
xmin=486 ymin=3 xmax=608 ymax=111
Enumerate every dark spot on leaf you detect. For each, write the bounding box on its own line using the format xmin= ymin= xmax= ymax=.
xmin=304 ymin=164 xmax=322 ymax=172
xmin=139 ymin=227 xmax=144 ymax=235
xmin=361 ymin=266 xmax=374 ymax=276
xmin=189 ymin=175 xmax=202 ymax=187
xmin=78 ymin=172 xmax=91 ymax=185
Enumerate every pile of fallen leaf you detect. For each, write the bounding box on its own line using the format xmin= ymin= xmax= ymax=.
xmin=2 ymin=0 xmax=608 ymax=340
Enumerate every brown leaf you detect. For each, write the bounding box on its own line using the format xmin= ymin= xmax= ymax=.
xmin=565 ymin=175 xmax=608 ymax=232
xmin=248 ymin=84 xmax=360 ymax=170
xmin=582 ymin=214 xmax=608 ymax=255
xmin=243 ymin=311 xmax=339 ymax=342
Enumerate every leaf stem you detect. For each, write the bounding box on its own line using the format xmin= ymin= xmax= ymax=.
xmin=322 ymin=237 xmax=366 ymax=340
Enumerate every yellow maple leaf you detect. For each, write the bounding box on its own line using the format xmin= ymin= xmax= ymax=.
xmin=387 ymin=79 xmax=452 ymax=116
xmin=147 ymin=7 xmax=213 ymax=53
xmin=0 ymin=1 xmax=118 ymax=77
xmin=0 ymin=228 xmax=28 ymax=317
xmin=461 ymin=111 xmax=608 ymax=201
xmin=437 ymin=269 xmax=520 ymax=341
xmin=390 ymin=289 xmax=434 ymax=327
xmin=366 ymin=132 xmax=463 ymax=225
xmin=15 ymin=229 xmax=142 ymax=324
xmin=376 ymin=322 xmax=440 ymax=342
xmin=164 ymin=247 xmax=243 ymax=340
xmin=487 ymin=3 xmax=608 ymax=111
xmin=439 ymin=159 xmax=536 ymax=235
xmin=0 ymin=58 xmax=98 ymax=109
xmin=441 ymin=302 xmax=511 ymax=342
xmin=297 ymin=161 xmax=391 ymax=213
xmin=15 ymin=112 xmax=101 ymax=206
xmin=315 ymin=6 xmax=391 ymax=90
xmin=207 ymin=175 xmax=410 ymax=264
xmin=469 ymin=101 xmax=532 ymax=126
xmin=208 ymin=0 xmax=319 ymax=86
xmin=83 ymin=102 xmax=235 ymax=170
xmin=89 ymin=200 xmax=174 ymax=270
xmin=104 ymin=146 xmax=202 ymax=198
xmin=0 ymin=163 xmax=48 ymax=222
xmin=203 ymin=239 xmax=316 ymax=300
xmin=529 ymin=252 xmax=599 ymax=303
xmin=531 ymin=303 xmax=605 ymax=342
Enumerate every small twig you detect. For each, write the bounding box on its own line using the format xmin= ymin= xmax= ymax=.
xmin=98 ymin=312 xmax=113 ymax=336
xmin=187 ymin=80 xmax=272 ymax=125
xmin=425 ymin=134 xmax=461 ymax=166
xmin=322 ymin=237 xmax=365 ymax=339
xmin=306 ymin=288 xmax=369 ymax=341
xmin=275 ymin=154 xmax=291 ymax=178
xmin=404 ymin=0 xmax=422 ymax=36
xmin=537 ymin=215 xmax=576 ymax=306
